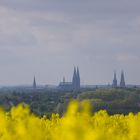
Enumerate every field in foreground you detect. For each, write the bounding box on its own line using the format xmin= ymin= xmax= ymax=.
xmin=0 ymin=101 xmax=140 ymax=140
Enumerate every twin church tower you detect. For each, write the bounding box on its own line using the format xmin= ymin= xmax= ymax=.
xmin=112 ymin=71 xmax=126 ymax=88
xmin=72 ymin=67 xmax=80 ymax=90
xmin=58 ymin=67 xmax=80 ymax=91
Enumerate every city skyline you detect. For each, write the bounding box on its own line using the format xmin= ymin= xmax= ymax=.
xmin=0 ymin=68 xmax=137 ymax=87
xmin=0 ymin=0 xmax=140 ymax=85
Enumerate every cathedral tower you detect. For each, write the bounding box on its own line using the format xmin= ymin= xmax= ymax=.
xmin=72 ymin=66 xmax=80 ymax=91
xmin=72 ymin=67 xmax=77 ymax=90
xmin=33 ymin=76 xmax=36 ymax=89
xmin=120 ymin=71 xmax=126 ymax=88
xmin=112 ymin=71 xmax=117 ymax=88
xmin=76 ymin=67 xmax=80 ymax=90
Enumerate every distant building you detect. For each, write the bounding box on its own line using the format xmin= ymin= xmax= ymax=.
xmin=58 ymin=82 xmax=73 ymax=91
xmin=58 ymin=67 xmax=81 ymax=92
xmin=72 ymin=67 xmax=80 ymax=91
xmin=120 ymin=71 xmax=126 ymax=88
xmin=112 ymin=71 xmax=117 ymax=88
xmin=33 ymin=76 xmax=36 ymax=88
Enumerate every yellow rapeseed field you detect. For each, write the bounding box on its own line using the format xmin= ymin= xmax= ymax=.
xmin=0 ymin=101 xmax=140 ymax=140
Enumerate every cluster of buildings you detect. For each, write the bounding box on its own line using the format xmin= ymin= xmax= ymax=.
xmin=33 ymin=67 xmax=128 ymax=92
xmin=58 ymin=67 xmax=80 ymax=92
xmin=32 ymin=66 xmax=81 ymax=92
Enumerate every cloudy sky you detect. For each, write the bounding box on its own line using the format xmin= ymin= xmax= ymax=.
xmin=0 ymin=0 xmax=140 ymax=85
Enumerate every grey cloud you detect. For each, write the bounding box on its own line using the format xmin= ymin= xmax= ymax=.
xmin=0 ymin=0 xmax=140 ymax=85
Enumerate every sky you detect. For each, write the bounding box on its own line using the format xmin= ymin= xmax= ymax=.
xmin=0 ymin=0 xmax=140 ymax=86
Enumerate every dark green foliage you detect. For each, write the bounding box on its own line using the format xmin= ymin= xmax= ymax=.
xmin=0 ymin=88 xmax=140 ymax=115
xmin=78 ymin=88 xmax=140 ymax=114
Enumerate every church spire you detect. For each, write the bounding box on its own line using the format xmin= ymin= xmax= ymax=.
xmin=120 ymin=71 xmax=126 ymax=88
xmin=76 ymin=67 xmax=80 ymax=89
xmin=33 ymin=76 xmax=36 ymax=89
xmin=72 ymin=66 xmax=77 ymax=90
xmin=72 ymin=67 xmax=76 ymax=82
xmin=112 ymin=71 xmax=117 ymax=88
xmin=72 ymin=66 xmax=80 ymax=91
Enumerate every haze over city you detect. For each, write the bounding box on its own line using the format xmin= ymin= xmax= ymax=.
xmin=0 ymin=0 xmax=140 ymax=86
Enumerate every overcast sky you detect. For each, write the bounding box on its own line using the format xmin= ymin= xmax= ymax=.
xmin=0 ymin=0 xmax=140 ymax=85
